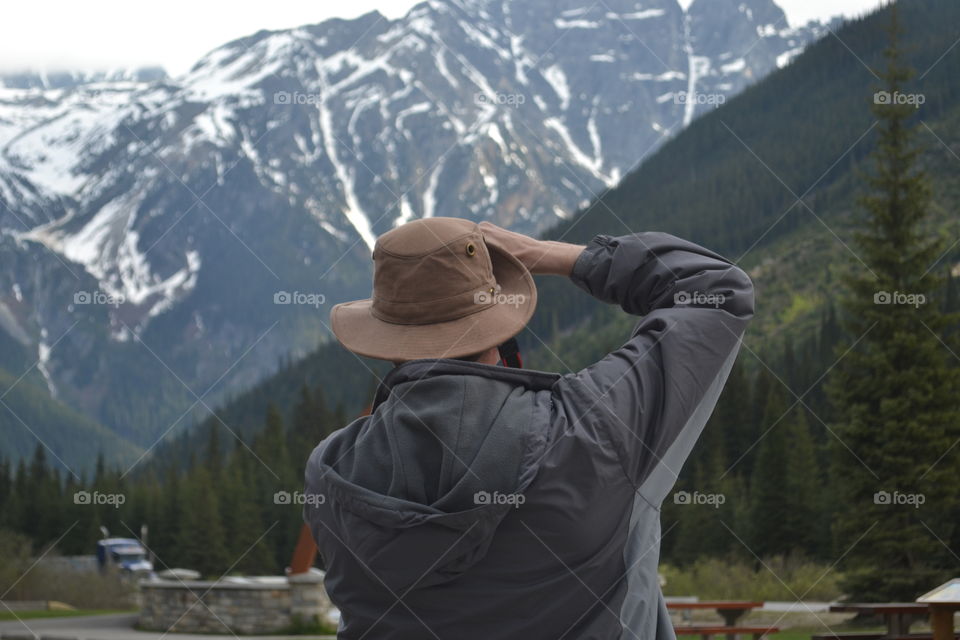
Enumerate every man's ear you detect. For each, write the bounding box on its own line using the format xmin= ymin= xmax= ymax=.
xmin=479 ymin=346 xmax=502 ymax=365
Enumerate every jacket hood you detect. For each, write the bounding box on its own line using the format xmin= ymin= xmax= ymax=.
xmin=304 ymin=360 xmax=558 ymax=593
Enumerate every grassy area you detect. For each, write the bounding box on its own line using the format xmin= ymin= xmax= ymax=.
xmin=661 ymin=557 xmax=844 ymax=601
xmin=0 ymin=608 xmax=131 ymax=621
xmin=285 ymin=615 xmax=339 ymax=635
xmin=771 ymin=628 xmax=888 ymax=640
xmin=772 ymin=631 xmax=822 ymax=640
xmin=1 ymin=530 xmax=137 ymax=610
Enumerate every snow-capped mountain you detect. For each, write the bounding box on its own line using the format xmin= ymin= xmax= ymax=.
xmin=0 ymin=0 xmax=827 ymax=453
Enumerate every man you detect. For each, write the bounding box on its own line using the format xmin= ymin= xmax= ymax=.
xmin=304 ymin=217 xmax=754 ymax=639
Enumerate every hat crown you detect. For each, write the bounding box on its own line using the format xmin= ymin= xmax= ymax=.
xmin=371 ymin=218 xmax=496 ymax=325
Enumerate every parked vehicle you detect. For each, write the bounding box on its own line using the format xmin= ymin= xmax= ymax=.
xmin=96 ymin=527 xmax=153 ymax=574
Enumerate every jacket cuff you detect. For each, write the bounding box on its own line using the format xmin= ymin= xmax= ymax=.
xmin=569 ymin=234 xmax=613 ymax=293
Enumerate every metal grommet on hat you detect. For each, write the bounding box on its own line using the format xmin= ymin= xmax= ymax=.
xmin=465 ymin=241 xmax=477 ymax=257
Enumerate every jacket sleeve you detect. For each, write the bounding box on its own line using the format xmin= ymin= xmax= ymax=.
xmin=553 ymin=232 xmax=754 ymax=505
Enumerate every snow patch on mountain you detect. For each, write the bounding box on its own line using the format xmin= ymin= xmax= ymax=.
xmin=543 ymin=65 xmax=571 ymax=111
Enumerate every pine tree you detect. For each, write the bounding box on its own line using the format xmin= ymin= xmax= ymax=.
xmin=151 ymin=468 xmax=183 ymax=567
xmin=205 ymin=424 xmax=223 ymax=476
xmin=257 ymin=405 xmax=293 ymax=480
xmin=21 ymin=445 xmax=63 ymax=546
xmin=289 ymin=385 xmax=326 ymax=470
xmin=254 ymin=405 xmax=299 ymax=569
xmin=0 ymin=458 xmax=10 ymax=529
xmin=826 ymin=6 xmax=960 ymax=601
xmin=219 ymin=458 xmax=276 ymax=575
xmin=782 ymin=335 xmax=798 ymax=391
xmin=175 ymin=466 xmax=231 ymax=577
xmin=745 ymin=364 xmax=773 ymax=481
xmin=94 ymin=452 xmax=106 ymax=485
xmin=819 ymin=302 xmax=843 ymax=368
xmin=671 ymin=438 xmax=737 ymax=563
xmin=713 ymin=361 xmax=753 ymax=477
xmin=782 ymin=408 xmax=824 ymax=556
xmin=747 ymin=384 xmax=793 ymax=557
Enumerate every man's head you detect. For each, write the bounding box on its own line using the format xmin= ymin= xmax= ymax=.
xmin=330 ymin=218 xmax=537 ymax=363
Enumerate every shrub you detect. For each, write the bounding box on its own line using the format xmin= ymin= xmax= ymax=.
xmin=660 ymin=556 xmax=843 ymax=601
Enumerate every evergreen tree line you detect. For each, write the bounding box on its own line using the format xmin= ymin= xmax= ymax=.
xmin=662 ymin=286 xmax=959 ymax=590
xmin=0 ymin=385 xmax=339 ymax=578
xmin=1 ymin=269 xmax=955 ymax=587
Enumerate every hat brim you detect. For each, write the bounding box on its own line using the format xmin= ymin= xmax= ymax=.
xmin=330 ymin=236 xmax=537 ymax=361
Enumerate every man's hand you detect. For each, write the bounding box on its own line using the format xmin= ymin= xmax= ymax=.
xmin=479 ymin=222 xmax=585 ymax=276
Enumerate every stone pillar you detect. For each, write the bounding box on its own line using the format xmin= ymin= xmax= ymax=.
xmin=288 ymin=569 xmax=329 ymax=626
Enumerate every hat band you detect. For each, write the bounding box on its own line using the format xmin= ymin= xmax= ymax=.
xmin=371 ymin=281 xmax=500 ymax=325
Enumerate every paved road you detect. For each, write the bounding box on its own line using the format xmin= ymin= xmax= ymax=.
xmin=0 ymin=613 xmax=335 ymax=640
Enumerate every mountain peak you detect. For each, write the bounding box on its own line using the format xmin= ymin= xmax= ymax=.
xmin=690 ymin=0 xmax=788 ymax=27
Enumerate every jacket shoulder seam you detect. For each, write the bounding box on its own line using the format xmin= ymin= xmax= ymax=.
xmin=551 ymin=375 xmax=638 ymax=489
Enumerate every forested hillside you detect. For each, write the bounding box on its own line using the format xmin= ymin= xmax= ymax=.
xmin=0 ymin=365 xmax=142 ymax=474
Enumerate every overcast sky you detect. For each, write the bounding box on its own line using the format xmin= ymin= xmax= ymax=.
xmin=1 ymin=0 xmax=888 ymax=77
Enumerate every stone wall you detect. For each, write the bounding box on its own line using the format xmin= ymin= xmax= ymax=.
xmin=139 ymin=571 xmax=330 ymax=634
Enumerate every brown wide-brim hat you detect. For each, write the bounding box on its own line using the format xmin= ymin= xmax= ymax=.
xmin=331 ymin=217 xmax=536 ymax=361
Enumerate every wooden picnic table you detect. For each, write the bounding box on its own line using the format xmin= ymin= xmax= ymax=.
xmin=828 ymin=602 xmax=930 ymax=637
xmin=668 ymin=601 xmax=769 ymax=640
xmin=918 ymin=579 xmax=960 ymax=640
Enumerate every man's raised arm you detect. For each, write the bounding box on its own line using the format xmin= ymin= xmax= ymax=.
xmin=560 ymin=232 xmax=754 ymax=504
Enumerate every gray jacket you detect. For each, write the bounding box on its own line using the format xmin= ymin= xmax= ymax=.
xmin=304 ymin=232 xmax=755 ymax=639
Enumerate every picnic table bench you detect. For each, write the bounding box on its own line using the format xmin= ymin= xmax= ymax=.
xmin=825 ymin=603 xmax=931 ymax=638
xmin=816 ymin=600 xmax=960 ymax=640
xmin=813 ymin=636 xmax=960 ymax=640
xmin=675 ymin=625 xmax=780 ymax=640
xmin=668 ymin=600 xmax=778 ymax=640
